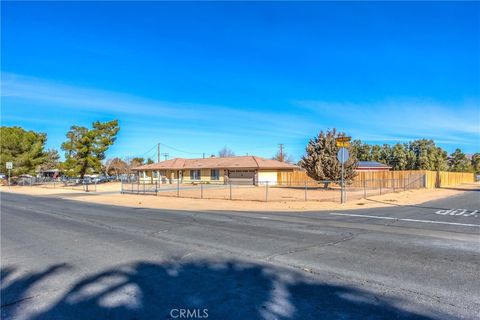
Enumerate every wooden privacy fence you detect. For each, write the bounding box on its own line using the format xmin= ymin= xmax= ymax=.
xmin=278 ymin=170 xmax=475 ymax=189
xmin=423 ymin=171 xmax=476 ymax=188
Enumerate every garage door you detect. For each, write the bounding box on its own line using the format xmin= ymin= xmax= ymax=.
xmin=228 ymin=170 xmax=255 ymax=185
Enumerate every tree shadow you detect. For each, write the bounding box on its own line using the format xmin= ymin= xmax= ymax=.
xmin=1 ymin=264 xmax=70 ymax=308
xmin=1 ymin=260 xmax=445 ymax=320
xmin=438 ymin=187 xmax=480 ymax=192
xmin=362 ymin=198 xmax=455 ymax=211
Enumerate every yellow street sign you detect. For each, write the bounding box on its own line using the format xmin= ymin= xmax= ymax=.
xmin=335 ymin=136 xmax=351 ymax=147
xmin=336 ymin=141 xmax=350 ymax=147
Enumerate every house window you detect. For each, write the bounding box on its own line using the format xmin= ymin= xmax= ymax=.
xmin=211 ymin=169 xmax=220 ymax=180
xmin=190 ymin=170 xmax=201 ymax=180
xmin=153 ymin=171 xmax=158 ymax=178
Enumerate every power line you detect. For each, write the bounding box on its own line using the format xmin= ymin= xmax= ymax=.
xmin=159 ymin=142 xmax=205 ymax=155
xmin=140 ymin=144 xmax=157 ymax=158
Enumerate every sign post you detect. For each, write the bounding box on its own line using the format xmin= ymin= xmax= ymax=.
xmin=336 ymin=137 xmax=351 ymax=204
xmin=6 ymin=162 xmax=13 ymax=187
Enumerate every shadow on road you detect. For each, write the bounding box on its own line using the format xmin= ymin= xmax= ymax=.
xmin=1 ymin=260 xmax=441 ymax=320
xmin=363 ymin=198 xmax=461 ymax=211
xmin=438 ymin=187 xmax=480 ymax=192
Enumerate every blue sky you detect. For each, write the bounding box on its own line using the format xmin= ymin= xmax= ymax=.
xmin=1 ymin=1 xmax=479 ymax=161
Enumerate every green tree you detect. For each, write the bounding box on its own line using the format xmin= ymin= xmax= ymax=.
xmin=351 ymin=140 xmax=372 ymax=161
xmin=0 ymin=126 xmax=48 ymax=175
xmin=37 ymin=149 xmax=61 ymax=172
xmin=390 ymin=144 xmax=408 ymax=170
xmin=370 ymin=145 xmax=382 ymax=162
xmin=405 ymin=143 xmax=417 ymax=170
xmin=471 ymin=153 xmax=480 ymax=174
xmin=61 ymin=120 xmax=120 ymax=178
xmin=407 ymin=139 xmax=447 ymax=170
xmin=300 ymin=129 xmax=357 ymax=183
xmin=146 ymin=158 xmax=155 ymax=165
xmin=448 ymin=149 xmax=472 ymax=172
xmin=379 ymin=144 xmax=392 ymax=165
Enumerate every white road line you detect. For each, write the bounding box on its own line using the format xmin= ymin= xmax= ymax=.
xmin=329 ymin=213 xmax=480 ymax=227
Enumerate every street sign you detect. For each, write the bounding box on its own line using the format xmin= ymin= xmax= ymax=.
xmin=6 ymin=162 xmax=13 ymax=169
xmin=335 ymin=136 xmax=351 ymax=147
xmin=337 ymin=148 xmax=349 ymax=164
xmin=336 ymin=141 xmax=350 ymax=147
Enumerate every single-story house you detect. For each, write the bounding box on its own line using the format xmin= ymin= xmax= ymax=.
xmin=356 ymin=161 xmax=391 ymax=171
xmin=132 ymin=156 xmax=299 ymax=185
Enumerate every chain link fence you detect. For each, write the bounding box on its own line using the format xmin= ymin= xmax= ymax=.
xmin=121 ymin=174 xmax=426 ymax=203
xmin=13 ymin=177 xmax=98 ymax=192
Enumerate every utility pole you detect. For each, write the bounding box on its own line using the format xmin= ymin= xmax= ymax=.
xmin=157 ymin=143 xmax=160 ymax=163
xmin=278 ymin=144 xmax=284 ymax=162
xmin=162 ymin=153 xmax=169 ymax=161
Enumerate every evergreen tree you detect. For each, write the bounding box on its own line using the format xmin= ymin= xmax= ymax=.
xmin=300 ymin=129 xmax=357 ymax=183
xmin=405 ymin=143 xmax=417 ymax=170
xmin=407 ymin=139 xmax=447 ymax=170
xmin=0 ymin=126 xmax=48 ymax=175
xmin=370 ymin=145 xmax=382 ymax=162
xmin=37 ymin=149 xmax=61 ymax=172
xmin=61 ymin=120 xmax=120 ymax=178
xmin=471 ymin=153 xmax=480 ymax=174
xmin=390 ymin=143 xmax=408 ymax=170
xmin=379 ymin=144 xmax=392 ymax=165
xmin=448 ymin=149 xmax=472 ymax=172
xmin=351 ymin=140 xmax=372 ymax=161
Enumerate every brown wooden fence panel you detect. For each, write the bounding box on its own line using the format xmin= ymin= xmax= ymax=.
xmin=277 ymin=171 xmax=316 ymax=185
xmin=278 ymin=170 xmax=475 ymax=188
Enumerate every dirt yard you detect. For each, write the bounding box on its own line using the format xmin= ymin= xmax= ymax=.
xmin=2 ymin=181 xmax=478 ymax=212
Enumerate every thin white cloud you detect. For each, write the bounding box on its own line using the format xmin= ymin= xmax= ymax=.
xmin=294 ymin=99 xmax=480 ymax=141
xmin=2 ymin=72 xmax=478 ymax=156
xmin=1 ymin=72 xmax=316 ymax=138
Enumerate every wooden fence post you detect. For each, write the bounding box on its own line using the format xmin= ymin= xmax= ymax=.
xmin=265 ymin=181 xmax=269 ymax=202
xmin=304 ymin=181 xmax=307 ymax=201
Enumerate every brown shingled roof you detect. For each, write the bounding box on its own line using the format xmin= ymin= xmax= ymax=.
xmin=133 ymin=156 xmax=298 ymax=171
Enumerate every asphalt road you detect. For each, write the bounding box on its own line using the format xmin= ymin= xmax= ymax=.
xmin=1 ymin=190 xmax=479 ymax=320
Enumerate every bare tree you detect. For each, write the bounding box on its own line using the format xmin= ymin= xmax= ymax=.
xmin=218 ymin=146 xmax=235 ymax=158
xmin=104 ymin=157 xmax=129 ymax=176
xmin=272 ymin=151 xmax=294 ymax=163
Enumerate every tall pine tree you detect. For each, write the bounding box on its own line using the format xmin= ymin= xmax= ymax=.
xmin=61 ymin=120 xmax=120 ymax=178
